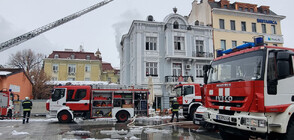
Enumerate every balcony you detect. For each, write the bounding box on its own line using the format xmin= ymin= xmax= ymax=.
xmin=165 ymin=76 xmax=194 ymax=83
xmin=192 ymin=51 xmax=213 ymax=58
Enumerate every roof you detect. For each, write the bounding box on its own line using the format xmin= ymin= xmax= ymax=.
xmin=208 ymin=1 xmax=277 ymax=15
xmin=47 ymin=51 xmax=101 ymax=60
xmin=102 ymin=62 xmax=114 ymax=71
xmin=0 ymin=68 xmax=33 ymax=85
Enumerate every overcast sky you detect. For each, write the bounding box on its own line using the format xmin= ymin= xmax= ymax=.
xmin=0 ymin=0 xmax=293 ymax=68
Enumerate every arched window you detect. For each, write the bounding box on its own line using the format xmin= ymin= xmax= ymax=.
xmin=173 ymin=21 xmax=179 ymax=29
xmin=54 ymin=54 xmax=59 ymax=59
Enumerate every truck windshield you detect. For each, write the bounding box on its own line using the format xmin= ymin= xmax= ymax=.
xmin=174 ymin=87 xmax=182 ymax=97
xmin=208 ymin=50 xmax=265 ymax=84
xmin=52 ymin=88 xmax=65 ymax=101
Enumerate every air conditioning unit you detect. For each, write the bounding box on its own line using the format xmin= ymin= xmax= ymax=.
xmin=186 ymin=64 xmax=191 ymax=69
xmin=69 ymin=72 xmax=75 ymax=75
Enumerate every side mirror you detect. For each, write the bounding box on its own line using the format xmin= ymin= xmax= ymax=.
xmin=203 ymin=65 xmax=211 ymax=84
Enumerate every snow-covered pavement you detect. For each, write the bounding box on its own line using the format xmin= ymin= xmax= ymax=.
xmin=0 ymin=116 xmax=221 ymax=140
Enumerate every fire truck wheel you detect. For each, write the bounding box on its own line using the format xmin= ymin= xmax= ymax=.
xmin=283 ymin=118 xmax=294 ymax=140
xmin=7 ymin=109 xmax=12 ymax=118
xmin=58 ymin=111 xmax=72 ymax=123
xmin=189 ymin=107 xmax=197 ymax=120
xmin=219 ymin=130 xmax=249 ymax=140
xmin=116 ymin=111 xmax=129 ymax=122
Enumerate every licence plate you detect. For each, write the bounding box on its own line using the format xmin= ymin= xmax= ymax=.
xmin=194 ymin=120 xmax=200 ymax=124
xmin=216 ymin=115 xmax=230 ymax=122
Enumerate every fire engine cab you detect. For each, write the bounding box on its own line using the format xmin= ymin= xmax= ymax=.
xmin=47 ymin=85 xmax=149 ymax=123
xmin=0 ymin=89 xmax=19 ymax=119
xmin=202 ymin=37 xmax=294 ymax=140
xmin=173 ymin=83 xmax=203 ymax=120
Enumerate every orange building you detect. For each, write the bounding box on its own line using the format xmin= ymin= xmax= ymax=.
xmin=0 ymin=68 xmax=33 ymax=100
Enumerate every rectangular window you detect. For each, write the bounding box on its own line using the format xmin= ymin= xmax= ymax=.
xmin=241 ymin=21 xmax=246 ymax=31
xmin=230 ymin=20 xmax=235 ymax=30
xmin=68 ymin=64 xmax=76 ymax=74
xmin=271 ymin=25 xmax=276 ymax=34
xmin=52 ymin=77 xmax=57 ymax=81
xmin=146 ymin=37 xmax=157 ymax=50
xmin=196 ymin=40 xmax=204 ymax=57
xmin=262 ymin=24 xmax=266 ymax=33
xmin=174 ymin=36 xmax=185 ymax=51
xmin=196 ymin=64 xmax=203 ymax=77
xmin=239 ymin=7 xmax=243 ymax=11
xmin=245 ymin=8 xmax=249 ymax=12
xmin=273 ymin=44 xmax=278 ymax=46
xmin=85 ymin=64 xmax=91 ymax=72
xmin=219 ymin=19 xmax=225 ymax=29
xmin=232 ymin=40 xmax=237 ymax=48
xmin=146 ymin=62 xmax=158 ymax=77
xmin=172 ymin=63 xmax=182 ymax=76
xmin=221 ymin=40 xmax=226 ymax=50
xmin=252 ymin=23 xmax=257 ymax=32
xmin=52 ymin=64 xmax=58 ymax=73
xmin=85 ymin=78 xmax=90 ymax=81
xmin=67 ymin=78 xmax=75 ymax=81
xmin=250 ymin=8 xmax=254 ymax=12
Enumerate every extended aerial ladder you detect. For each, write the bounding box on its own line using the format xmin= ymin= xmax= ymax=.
xmin=0 ymin=0 xmax=113 ymax=52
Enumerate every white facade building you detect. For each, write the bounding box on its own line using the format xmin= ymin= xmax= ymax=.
xmin=120 ymin=10 xmax=213 ymax=109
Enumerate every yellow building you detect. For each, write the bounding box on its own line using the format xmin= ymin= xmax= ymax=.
xmin=101 ymin=62 xmax=120 ymax=84
xmin=188 ymin=0 xmax=285 ymax=55
xmin=44 ymin=49 xmax=102 ymax=81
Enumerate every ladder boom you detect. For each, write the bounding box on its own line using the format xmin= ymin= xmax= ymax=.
xmin=0 ymin=0 xmax=113 ymax=52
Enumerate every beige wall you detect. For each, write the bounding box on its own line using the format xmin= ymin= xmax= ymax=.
xmin=44 ymin=59 xmax=102 ymax=81
xmin=212 ymin=12 xmax=284 ymax=52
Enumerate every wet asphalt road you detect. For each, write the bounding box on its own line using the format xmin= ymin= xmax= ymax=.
xmin=0 ymin=117 xmax=222 ymax=140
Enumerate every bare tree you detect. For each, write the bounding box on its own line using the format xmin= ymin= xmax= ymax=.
xmin=8 ymin=49 xmax=43 ymax=78
xmin=8 ymin=49 xmax=51 ymax=99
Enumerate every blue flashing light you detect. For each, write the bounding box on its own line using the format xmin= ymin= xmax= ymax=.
xmin=254 ymin=36 xmax=264 ymax=46
xmin=235 ymin=42 xmax=255 ymax=50
xmin=217 ymin=42 xmax=255 ymax=57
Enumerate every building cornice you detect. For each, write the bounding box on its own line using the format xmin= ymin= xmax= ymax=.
xmin=212 ymin=8 xmax=286 ymax=20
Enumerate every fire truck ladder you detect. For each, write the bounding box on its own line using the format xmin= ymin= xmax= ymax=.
xmin=0 ymin=0 xmax=113 ymax=52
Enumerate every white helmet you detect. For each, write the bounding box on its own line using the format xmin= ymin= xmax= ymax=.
xmin=25 ymin=97 xmax=29 ymax=100
xmin=173 ymin=97 xmax=177 ymax=101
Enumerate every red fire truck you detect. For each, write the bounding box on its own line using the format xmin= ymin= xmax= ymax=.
xmin=173 ymin=83 xmax=203 ymax=120
xmin=0 ymin=89 xmax=19 ymax=119
xmin=47 ymin=85 xmax=149 ymax=123
xmin=202 ymin=37 xmax=294 ymax=139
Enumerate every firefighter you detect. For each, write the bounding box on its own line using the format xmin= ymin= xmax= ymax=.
xmin=22 ymin=97 xmax=32 ymax=124
xmin=170 ymin=97 xmax=179 ymax=122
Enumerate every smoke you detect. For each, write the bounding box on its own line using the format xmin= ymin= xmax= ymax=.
xmin=112 ymin=9 xmax=142 ymax=61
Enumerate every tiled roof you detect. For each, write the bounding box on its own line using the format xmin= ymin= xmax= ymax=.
xmin=102 ymin=63 xmax=114 ymax=71
xmin=48 ymin=51 xmax=100 ymax=60
xmin=208 ymin=1 xmax=277 ymax=15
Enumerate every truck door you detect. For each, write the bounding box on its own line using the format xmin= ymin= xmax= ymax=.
xmin=0 ymin=92 xmax=9 ymax=116
xmin=50 ymin=88 xmax=66 ymax=111
xmin=65 ymin=88 xmax=90 ymax=111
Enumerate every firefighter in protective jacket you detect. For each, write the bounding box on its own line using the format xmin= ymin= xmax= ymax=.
xmin=22 ymin=97 xmax=32 ymax=124
xmin=170 ymin=97 xmax=179 ymax=122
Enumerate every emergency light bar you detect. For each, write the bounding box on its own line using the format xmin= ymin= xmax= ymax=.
xmin=217 ymin=36 xmax=264 ymax=57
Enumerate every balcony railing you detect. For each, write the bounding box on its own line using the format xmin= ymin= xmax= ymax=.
xmin=192 ymin=51 xmax=213 ymax=58
xmin=165 ymin=76 xmax=194 ymax=83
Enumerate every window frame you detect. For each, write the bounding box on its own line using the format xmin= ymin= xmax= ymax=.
xmin=252 ymin=23 xmax=257 ymax=32
xmin=146 ymin=62 xmax=158 ymax=77
xmin=174 ymin=36 xmax=185 ymax=51
xmin=219 ymin=19 xmax=225 ymax=29
xmin=230 ymin=20 xmax=236 ymax=30
xmin=241 ymin=21 xmax=246 ymax=31
xmin=221 ymin=40 xmax=226 ymax=50
xmin=146 ymin=37 xmax=157 ymax=51
xmin=262 ymin=24 xmax=267 ymax=33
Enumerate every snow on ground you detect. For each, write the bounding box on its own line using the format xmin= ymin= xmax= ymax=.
xmin=65 ymin=130 xmax=91 ymax=135
xmin=11 ymin=130 xmax=29 ymax=135
xmin=144 ymin=128 xmax=172 ymax=134
xmin=129 ymin=136 xmax=140 ymax=140
xmin=0 ymin=118 xmax=58 ymax=122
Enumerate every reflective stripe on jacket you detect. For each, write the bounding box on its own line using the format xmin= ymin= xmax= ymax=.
xmin=171 ymin=101 xmax=179 ymax=112
xmin=22 ymin=100 xmax=32 ymax=111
